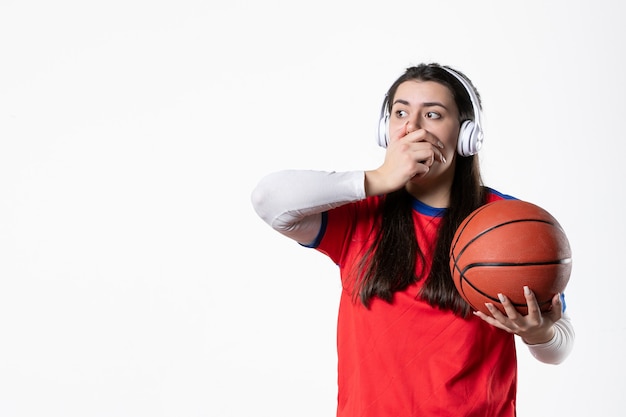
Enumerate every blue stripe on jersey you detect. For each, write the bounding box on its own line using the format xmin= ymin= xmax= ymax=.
xmin=484 ymin=187 xmax=517 ymax=201
xmin=410 ymin=187 xmax=517 ymax=216
xmin=411 ymin=198 xmax=446 ymax=217
xmin=300 ymin=211 xmax=328 ymax=249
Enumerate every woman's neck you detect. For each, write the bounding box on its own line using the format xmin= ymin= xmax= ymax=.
xmin=405 ymin=170 xmax=454 ymax=208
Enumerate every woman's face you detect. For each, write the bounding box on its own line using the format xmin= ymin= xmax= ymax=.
xmin=388 ymin=80 xmax=461 ymax=188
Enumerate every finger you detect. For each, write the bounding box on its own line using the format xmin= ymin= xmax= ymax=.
xmin=404 ymin=129 xmax=445 ymax=149
xmin=411 ymin=136 xmax=446 ymax=165
xmin=412 ymin=146 xmax=446 ymax=166
xmin=388 ymin=123 xmax=411 ymax=143
xmin=485 ymin=300 xmax=510 ymax=322
xmin=474 ymin=306 xmax=512 ymax=333
xmin=523 ymin=286 xmax=541 ymax=318
xmin=553 ymin=293 xmax=563 ymax=312
xmin=498 ymin=293 xmax=521 ymax=320
xmin=545 ymin=293 xmax=563 ymax=322
xmin=422 ymin=152 xmax=435 ymax=167
xmin=473 ymin=310 xmax=490 ymax=321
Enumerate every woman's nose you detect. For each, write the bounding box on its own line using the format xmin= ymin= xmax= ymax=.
xmin=405 ymin=118 xmax=420 ymax=134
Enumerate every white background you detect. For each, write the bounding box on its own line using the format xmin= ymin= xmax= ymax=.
xmin=1 ymin=1 xmax=624 ymax=416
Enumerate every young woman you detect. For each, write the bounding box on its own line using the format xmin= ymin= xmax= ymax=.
xmin=251 ymin=63 xmax=574 ymax=417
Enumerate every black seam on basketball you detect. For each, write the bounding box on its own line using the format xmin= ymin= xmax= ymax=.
xmin=458 ymin=276 xmax=553 ymax=309
xmin=453 ymin=218 xmax=563 ymax=265
xmin=459 ymin=277 xmax=500 ymax=304
xmin=450 ymin=204 xmax=493 ymax=253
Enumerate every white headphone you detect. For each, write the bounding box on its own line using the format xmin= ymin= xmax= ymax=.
xmin=376 ymin=66 xmax=484 ymax=157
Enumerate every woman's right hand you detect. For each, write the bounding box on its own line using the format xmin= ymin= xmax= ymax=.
xmin=365 ymin=126 xmax=446 ymax=196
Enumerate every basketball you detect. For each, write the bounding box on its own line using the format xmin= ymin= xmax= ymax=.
xmin=450 ymin=199 xmax=572 ymax=315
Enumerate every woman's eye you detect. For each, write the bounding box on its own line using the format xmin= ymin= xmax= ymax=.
xmin=426 ymin=111 xmax=441 ymax=119
xmin=394 ymin=110 xmax=408 ymax=118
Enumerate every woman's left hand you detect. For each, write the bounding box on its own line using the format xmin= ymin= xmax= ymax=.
xmin=473 ymin=286 xmax=562 ymax=345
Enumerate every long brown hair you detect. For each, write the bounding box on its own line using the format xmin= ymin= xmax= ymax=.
xmin=355 ymin=63 xmax=486 ymax=317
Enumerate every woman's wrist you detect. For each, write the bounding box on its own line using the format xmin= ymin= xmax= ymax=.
xmin=522 ymin=326 xmax=556 ymax=345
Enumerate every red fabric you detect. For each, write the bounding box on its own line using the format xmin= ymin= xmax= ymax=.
xmin=316 ymin=191 xmax=517 ymax=417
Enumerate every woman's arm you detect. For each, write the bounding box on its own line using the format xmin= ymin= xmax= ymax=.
xmin=524 ymin=312 xmax=575 ymax=365
xmin=250 ymin=169 xmax=366 ymax=245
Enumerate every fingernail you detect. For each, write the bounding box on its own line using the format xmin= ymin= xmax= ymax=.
xmin=498 ymin=293 xmax=506 ymax=303
xmin=441 ymin=155 xmax=447 ymax=164
xmin=524 ymin=286 xmax=531 ymax=295
xmin=437 ymin=141 xmax=444 ymax=148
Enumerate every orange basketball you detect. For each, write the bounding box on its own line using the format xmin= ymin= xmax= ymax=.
xmin=450 ymin=199 xmax=572 ymax=315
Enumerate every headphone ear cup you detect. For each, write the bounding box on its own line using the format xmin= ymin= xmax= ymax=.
xmin=457 ymin=120 xmax=474 ymax=156
xmin=457 ymin=120 xmax=483 ymax=156
xmin=377 ymin=112 xmax=389 ymax=148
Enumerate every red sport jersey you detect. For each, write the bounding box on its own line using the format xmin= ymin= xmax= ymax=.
xmin=313 ymin=188 xmax=517 ymax=417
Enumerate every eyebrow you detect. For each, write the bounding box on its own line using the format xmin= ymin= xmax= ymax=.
xmin=392 ymin=99 xmax=449 ymax=110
